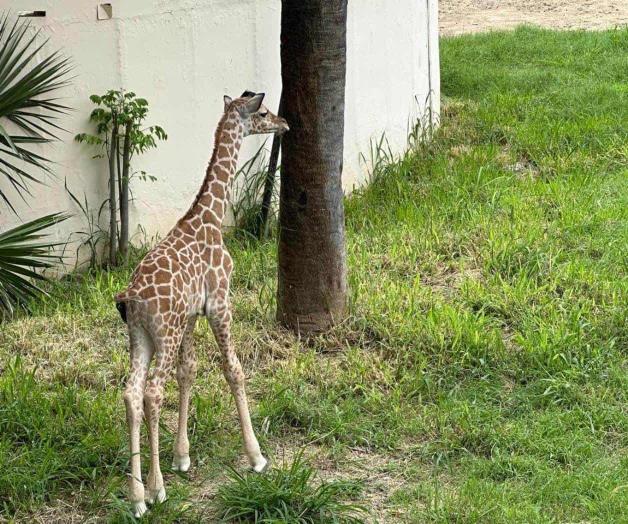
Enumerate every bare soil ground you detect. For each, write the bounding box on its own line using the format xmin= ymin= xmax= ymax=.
xmin=440 ymin=0 xmax=628 ymax=35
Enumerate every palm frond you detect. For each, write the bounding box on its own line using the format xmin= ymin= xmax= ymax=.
xmin=0 ymin=212 xmax=69 ymax=316
xmin=0 ymin=12 xmax=72 ymax=213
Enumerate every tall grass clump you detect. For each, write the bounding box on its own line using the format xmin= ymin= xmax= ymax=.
xmin=214 ymin=453 xmax=365 ymax=523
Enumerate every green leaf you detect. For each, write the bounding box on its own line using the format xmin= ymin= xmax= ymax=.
xmin=0 ymin=12 xmax=72 ymax=213
xmin=0 ymin=213 xmax=69 ymax=316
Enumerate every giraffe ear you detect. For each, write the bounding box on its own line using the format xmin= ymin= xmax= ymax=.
xmin=242 ymin=93 xmax=265 ymax=114
xmin=223 ymin=95 xmax=233 ymax=112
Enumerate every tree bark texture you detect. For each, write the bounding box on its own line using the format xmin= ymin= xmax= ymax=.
xmin=277 ymin=0 xmax=348 ymax=333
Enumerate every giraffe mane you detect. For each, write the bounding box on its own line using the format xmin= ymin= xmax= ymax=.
xmin=179 ymin=110 xmax=231 ymax=223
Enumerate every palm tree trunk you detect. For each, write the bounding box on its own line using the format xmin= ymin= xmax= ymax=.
xmin=277 ymin=0 xmax=348 ymax=333
xmin=108 ymin=116 xmax=118 ymax=266
xmin=119 ymin=120 xmax=132 ymax=263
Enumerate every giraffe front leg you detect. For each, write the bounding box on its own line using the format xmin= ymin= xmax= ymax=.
xmin=173 ymin=318 xmax=197 ymax=472
xmin=209 ymin=306 xmax=267 ymax=472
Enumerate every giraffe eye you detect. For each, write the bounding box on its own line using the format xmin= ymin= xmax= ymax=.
xmin=259 ymin=111 xmax=268 ymax=117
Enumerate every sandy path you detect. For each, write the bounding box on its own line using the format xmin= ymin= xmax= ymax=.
xmin=439 ymin=0 xmax=628 ymax=35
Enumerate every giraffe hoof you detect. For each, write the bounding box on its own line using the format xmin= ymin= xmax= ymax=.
xmin=252 ymin=456 xmax=269 ymax=474
xmin=133 ymin=501 xmax=148 ymax=518
xmin=172 ymin=454 xmax=191 ymax=472
xmin=146 ymin=486 xmax=167 ymax=505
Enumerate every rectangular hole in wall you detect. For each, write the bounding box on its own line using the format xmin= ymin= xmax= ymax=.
xmin=97 ymin=3 xmax=113 ymax=20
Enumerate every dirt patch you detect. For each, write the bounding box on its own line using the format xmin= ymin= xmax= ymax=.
xmin=440 ymin=0 xmax=628 ymax=35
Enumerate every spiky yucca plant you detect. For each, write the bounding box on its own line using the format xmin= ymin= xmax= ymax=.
xmin=0 ymin=13 xmax=72 ymax=315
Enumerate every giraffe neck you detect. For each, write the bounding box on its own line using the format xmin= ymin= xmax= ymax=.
xmin=182 ymin=111 xmax=243 ymax=232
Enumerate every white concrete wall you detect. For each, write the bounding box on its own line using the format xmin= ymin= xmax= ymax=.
xmin=0 ymin=0 xmax=439 ymax=267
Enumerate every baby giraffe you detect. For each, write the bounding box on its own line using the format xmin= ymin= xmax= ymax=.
xmin=114 ymin=91 xmax=289 ymax=517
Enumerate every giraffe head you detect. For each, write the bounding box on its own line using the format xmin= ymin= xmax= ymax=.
xmin=223 ymin=91 xmax=289 ymax=137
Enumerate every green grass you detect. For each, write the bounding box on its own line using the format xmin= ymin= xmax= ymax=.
xmin=214 ymin=453 xmax=365 ymax=523
xmin=1 ymin=26 xmax=627 ymax=522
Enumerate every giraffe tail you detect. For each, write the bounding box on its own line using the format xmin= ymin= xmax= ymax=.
xmin=114 ymin=287 xmax=144 ymax=324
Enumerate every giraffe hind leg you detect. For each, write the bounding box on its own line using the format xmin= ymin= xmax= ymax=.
xmin=143 ymin=328 xmax=184 ymax=505
xmin=123 ymin=323 xmax=154 ymax=518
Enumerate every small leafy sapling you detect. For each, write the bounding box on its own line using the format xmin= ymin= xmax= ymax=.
xmin=75 ymin=90 xmax=166 ymax=266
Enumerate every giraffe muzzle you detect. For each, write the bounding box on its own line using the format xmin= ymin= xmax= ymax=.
xmin=278 ymin=119 xmax=290 ymax=135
